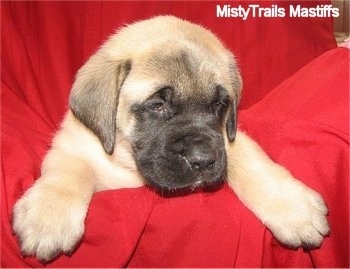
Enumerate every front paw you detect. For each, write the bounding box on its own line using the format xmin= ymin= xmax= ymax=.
xmin=263 ymin=182 xmax=330 ymax=249
xmin=12 ymin=181 xmax=88 ymax=262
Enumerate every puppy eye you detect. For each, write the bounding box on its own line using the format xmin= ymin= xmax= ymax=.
xmin=146 ymin=97 xmax=169 ymax=115
xmin=212 ymin=99 xmax=227 ymax=110
xmin=150 ymin=101 xmax=165 ymax=112
xmin=214 ymin=100 xmax=226 ymax=107
xmin=146 ymin=86 xmax=173 ymax=114
xmin=211 ymin=99 xmax=228 ymax=118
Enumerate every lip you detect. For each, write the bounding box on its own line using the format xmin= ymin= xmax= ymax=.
xmin=148 ymin=177 xmax=225 ymax=197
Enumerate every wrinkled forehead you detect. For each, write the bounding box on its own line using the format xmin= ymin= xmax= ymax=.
xmin=121 ymin=45 xmax=234 ymax=103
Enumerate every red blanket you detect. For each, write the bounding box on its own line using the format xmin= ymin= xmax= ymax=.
xmin=2 ymin=1 xmax=348 ymax=267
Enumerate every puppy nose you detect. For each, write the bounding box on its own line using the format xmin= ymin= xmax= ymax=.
xmin=187 ymin=149 xmax=215 ymax=170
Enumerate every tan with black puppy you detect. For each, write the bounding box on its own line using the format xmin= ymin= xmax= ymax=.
xmin=12 ymin=16 xmax=330 ymax=262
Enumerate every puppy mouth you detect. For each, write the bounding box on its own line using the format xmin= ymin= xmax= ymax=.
xmin=135 ymin=143 xmax=227 ymax=195
xmin=145 ymin=168 xmax=226 ymax=196
xmin=153 ymin=176 xmax=225 ymax=197
xmin=190 ymin=175 xmax=225 ymax=191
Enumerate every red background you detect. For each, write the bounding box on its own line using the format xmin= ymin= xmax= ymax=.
xmin=1 ymin=1 xmax=348 ymax=267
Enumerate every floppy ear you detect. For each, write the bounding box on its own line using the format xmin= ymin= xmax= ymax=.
xmin=226 ymin=98 xmax=238 ymax=142
xmin=226 ymin=59 xmax=242 ymax=142
xmin=69 ymin=55 xmax=131 ymax=155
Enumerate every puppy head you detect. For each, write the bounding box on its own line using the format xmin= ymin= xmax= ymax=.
xmin=69 ymin=16 xmax=242 ymax=191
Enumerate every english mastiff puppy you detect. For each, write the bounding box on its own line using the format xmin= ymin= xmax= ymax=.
xmin=12 ymin=16 xmax=329 ymax=262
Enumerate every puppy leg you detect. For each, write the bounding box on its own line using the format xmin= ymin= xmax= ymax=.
xmin=227 ymin=131 xmax=330 ymax=248
xmin=12 ymin=148 xmax=95 ymax=262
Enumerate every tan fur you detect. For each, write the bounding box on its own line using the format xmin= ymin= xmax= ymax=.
xmin=226 ymin=132 xmax=329 ymax=247
xmin=12 ymin=16 xmax=329 ymax=262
